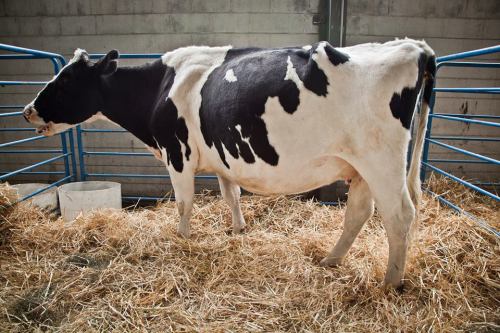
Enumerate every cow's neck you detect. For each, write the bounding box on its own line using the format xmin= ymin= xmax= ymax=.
xmin=99 ymin=59 xmax=169 ymax=148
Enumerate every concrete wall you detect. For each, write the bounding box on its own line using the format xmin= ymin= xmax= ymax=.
xmin=0 ymin=0 xmax=498 ymax=199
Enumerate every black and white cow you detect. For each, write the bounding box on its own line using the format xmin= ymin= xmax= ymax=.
xmin=23 ymin=39 xmax=436 ymax=288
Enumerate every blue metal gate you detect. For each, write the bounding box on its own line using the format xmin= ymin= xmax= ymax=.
xmin=422 ymin=45 xmax=500 ymax=236
xmin=0 ymin=44 xmax=77 ymax=202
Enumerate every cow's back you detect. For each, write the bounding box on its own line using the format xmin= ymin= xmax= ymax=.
xmin=160 ymin=40 xmax=433 ymax=194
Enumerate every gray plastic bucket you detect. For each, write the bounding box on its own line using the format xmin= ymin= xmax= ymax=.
xmin=12 ymin=183 xmax=58 ymax=210
xmin=58 ymin=181 xmax=121 ymax=222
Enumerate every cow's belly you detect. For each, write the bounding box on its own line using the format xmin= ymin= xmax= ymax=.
xmin=211 ymin=153 xmax=355 ymax=195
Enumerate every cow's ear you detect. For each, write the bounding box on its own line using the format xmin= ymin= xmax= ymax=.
xmin=94 ymin=49 xmax=119 ymax=76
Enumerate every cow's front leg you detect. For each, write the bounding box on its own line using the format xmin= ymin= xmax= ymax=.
xmin=169 ymin=169 xmax=195 ymax=238
xmin=217 ymin=175 xmax=246 ymax=234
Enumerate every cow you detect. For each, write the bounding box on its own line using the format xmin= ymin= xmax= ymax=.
xmin=23 ymin=39 xmax=436 ymax=288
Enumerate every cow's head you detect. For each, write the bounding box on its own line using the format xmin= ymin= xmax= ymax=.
xmin=23 ymin=49 xmax=119 ymax=136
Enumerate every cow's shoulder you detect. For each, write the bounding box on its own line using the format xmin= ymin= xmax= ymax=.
xmin=161 ymin=45 xmax=232 ymax=71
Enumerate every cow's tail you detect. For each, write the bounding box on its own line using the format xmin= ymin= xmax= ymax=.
xmin=407 ymin=50 xmax=436 ymax=209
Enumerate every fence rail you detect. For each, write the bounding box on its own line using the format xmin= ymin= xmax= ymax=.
xmin=421 ymin=44 xmax=500 ymax=236
xmin=0 ymin=43 xmax=77 ymax=203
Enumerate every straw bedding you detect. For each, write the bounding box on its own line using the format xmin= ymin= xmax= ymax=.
xmin=0 ymin=179 xmax=498 ymax=332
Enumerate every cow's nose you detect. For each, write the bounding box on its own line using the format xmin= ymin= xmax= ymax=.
xmin=23 ymin=105 xmax=34 ymax=121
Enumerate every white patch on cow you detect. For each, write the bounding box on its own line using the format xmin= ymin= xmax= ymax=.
xmin=284 ymin=56 xmax=303 ymax=88
xmin=85 ymin=111 xmax=108 ymax=123
xmin=37 ymin=121 xmax=74 ymax=137
xmin=161 ymin=45 xmax=232 ymax=71
xmin=33 ymin=111 xmax=121 ymax=138
xmin=71 ymin=48 xmax=89 ymax=63
xmin=84 ymin=111 xmax=121 ymax=128
xmin=177 ymin=132 xmax=188 ymax=162
xmin=146 ymin=145 xmax=162 ymax=161
xmin=159 ymin=45 xmax=232 ymax=174
xmin=149 ymin=137 xmax=165 ymax=161
xmin=234 ymin=124 xmax=256 ymax=156
xmin=224 ymin=69 xmax=237 ymax=82
xmin=302 ymin=45 xmax=312 ymax=51
xmin=48 ymin=122 xmax=73 ymax=133
xmin=153 ymin=137 xmax=161 ymax=149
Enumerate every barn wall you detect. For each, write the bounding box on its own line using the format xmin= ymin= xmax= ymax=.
xmin=0 ymin=0 xmax=498 ymax=199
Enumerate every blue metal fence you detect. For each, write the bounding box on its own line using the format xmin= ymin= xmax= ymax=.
xmin=421 ymin=45 xmax=500 ymax=236
xmin=0 ymin=44 xmax=77 ymax=202
xmin=1 ymin=43 xmax=498 ymax=229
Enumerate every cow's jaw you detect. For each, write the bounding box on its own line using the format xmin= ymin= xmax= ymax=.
xmin=35 ymin=121 xmax=74 ymax=136
xmin=23 ymin=103 xmax=76 ymax=136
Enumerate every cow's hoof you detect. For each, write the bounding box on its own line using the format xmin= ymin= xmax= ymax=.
xmin=232 ymin=225 xmax=246 ymax=235
xmin=383 ymin=279 xmax=405 ymax=293
xmin=177 ymin=227 xmax=190 ymax=239
xmin=319 ymin=256 xmax=343 ymax=267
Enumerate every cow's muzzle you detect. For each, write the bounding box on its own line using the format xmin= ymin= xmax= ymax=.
xmin=22 ymin=104 xmax=53 ymax=135
xmin=23 ymin=104 xmax=40 ymax=123
xmin=23 ymin=105 xmax=33 ymax=122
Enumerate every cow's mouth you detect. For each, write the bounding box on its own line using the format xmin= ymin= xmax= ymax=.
xmin=36 ymin=121 xmax=75 ymax=137
xmin=36 ymin=123 xmax=53 ymax=136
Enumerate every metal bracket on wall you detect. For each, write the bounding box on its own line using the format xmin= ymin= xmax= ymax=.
xmin=314 ymin=0 xmax=346 ymax=47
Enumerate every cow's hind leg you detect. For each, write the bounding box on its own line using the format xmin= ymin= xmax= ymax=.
xmin=320 ymin=175 xmax=374 ymax=267
xmin=348 ymin=154 xmax=416 ymax=289
xmin=169 ymin=169 xmax=195 ymax=238
xmin=378 ymin=188 xmax=415 ymax=289
xmin=218 ymin=176 xmax=246 ymax=234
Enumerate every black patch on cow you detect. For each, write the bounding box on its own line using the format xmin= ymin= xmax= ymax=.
xmin=199 ymin=43 xmax=340 ymax=168
xmin=293 ymin=47 xmax=330 ymax=97
xmin=324 ymin=44 xmax=350 ymax=66
xmin=423 ymin=55 xmax=436 ymax=105
xmin=175 ymin=117 xmax=191 ymax=161
xmin=101 ymin=59 xmax=172 ymax=148
xmin=30 ymin=52 xmax=191 ymax=171
xmin=97 ymin=58 xmax=192 ymax=173
xmin=151 ymin=98 xmax=191 ymax=172
xmin=389 ymin=53 xmax=426 ymax=129
xmin=278 ymin=81 xmax=301 ymax=113
xmin=34 ymin=59 xmax=104 ymax=126
xmin=100 ymin=59 xmax=191 ymax=172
